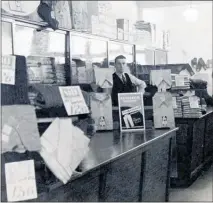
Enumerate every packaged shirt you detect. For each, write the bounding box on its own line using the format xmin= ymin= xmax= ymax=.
xmin=90 ymin=93 xmax=113 ymax=131
xmin=39 ymin=118 xmax=90 ymax=184
xmin=153 ymin=92 xmax=175 ymax=129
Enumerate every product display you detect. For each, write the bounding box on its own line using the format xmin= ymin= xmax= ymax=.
xmin=153 ymin=92 xmax=175 ymax=128
xmin=90 ymin=93 xmax=113 ymax=130
xmin=39 ymin=118 xmax=90 ymax=184
xmin=171 ymin=74 xmax=190 ymax=90
xmin=172 ymin=96 xmax=183 ymax=118
xmin=182 ymin=96 xmax=202 ymax=118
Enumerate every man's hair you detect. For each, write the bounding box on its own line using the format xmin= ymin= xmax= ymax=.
xmin=115 ymin=55 xmax=126 ymax=63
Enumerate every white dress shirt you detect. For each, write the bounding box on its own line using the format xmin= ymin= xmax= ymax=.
xmin=116 ymin=72 xmax=147 ymax=93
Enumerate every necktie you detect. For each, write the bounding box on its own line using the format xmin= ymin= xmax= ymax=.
xmin=122 ymin=74 xmax=126 ymax=84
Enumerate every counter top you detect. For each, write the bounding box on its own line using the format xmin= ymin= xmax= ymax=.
xmin=48 ymin=128 xmax=178 ymax=190
xmin=1 ymin=128 xmax=178 ymax=198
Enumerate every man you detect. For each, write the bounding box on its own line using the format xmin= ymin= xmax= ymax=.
xmin=111 ymin=55 xmax=147 ymax=106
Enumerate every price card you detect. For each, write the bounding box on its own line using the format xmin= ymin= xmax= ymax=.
xmin=175 ymin=75 xmax=185 ymax=87
xmin=189 ymin=96 xmax=199 ymax=108
xmin=172 ymin=97 xmax=177 ymax=109
xmin=5 ymin=160 xmax=37 ymax=202
xmin=59 ymin=86 xmax=89 ymax=116
xmin=1 ymin=55 xmax=16 ymax=85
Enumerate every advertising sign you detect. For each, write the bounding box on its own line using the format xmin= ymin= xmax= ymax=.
xmin=118 ymin=93 xmax=145 ymax=132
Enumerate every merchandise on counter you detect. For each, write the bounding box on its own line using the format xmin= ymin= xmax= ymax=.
xmin=171 ymin=74 xmax=190 ymax=90
xmin=1 ymin=105 xmax=41 ymax=154
xmin=39 ymin=118 xmax=90 ymax=184
xmin=182 ymin=96 xmax=202 ymax=118
xmin=153 ymin=92 xmax=175 ymax=128
xmin=150 ymin=69 xmax=172 ymax=91
xmin=172 ymin=96 xmax=183 ymax=118
xmin=94 ymin=67 xmax=113 ymax=88
xmin=29 ymin=84 xmax=63 ymax=108
xmin=1 ymin=55 xmax=30 ymax=105
xmin=90 ymin=93 xmax=113 ymax=131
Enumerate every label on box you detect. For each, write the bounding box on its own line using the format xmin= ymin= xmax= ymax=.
xmin=5 ymin=160 xmax=37 ymax=202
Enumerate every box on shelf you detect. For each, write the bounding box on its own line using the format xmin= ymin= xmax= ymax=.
xmin=116 ymin=19 xmax=129 ymax=32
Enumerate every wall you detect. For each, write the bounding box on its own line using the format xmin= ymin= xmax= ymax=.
xmin=143 ymin=2 xmax=212 ymax=64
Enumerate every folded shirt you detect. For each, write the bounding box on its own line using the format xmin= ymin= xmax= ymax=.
xmin=1 ymin=105 xmax=41 ymax=153
xmin=39 ymin=118 xmax=90 ymax=184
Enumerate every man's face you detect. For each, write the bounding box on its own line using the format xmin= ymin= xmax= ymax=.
xmin=115 ymin=58 xmax=126 ymax=74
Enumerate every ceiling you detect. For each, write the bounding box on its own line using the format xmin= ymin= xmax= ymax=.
xmin=136 ymin=1 xmax=211 ymax=8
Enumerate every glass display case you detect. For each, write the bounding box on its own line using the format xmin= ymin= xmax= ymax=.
xmin=155 ymin=49 xmax=167 ymax=65
xmin=89 ymin=38 xmax=108 ymax=68
xmin=108 ymin=41 xmax=134 ymax=74
xmin=14 ymin=24 xmax=67 ymax=88
xmin=2 ymin=21 xmax=13 ymax=55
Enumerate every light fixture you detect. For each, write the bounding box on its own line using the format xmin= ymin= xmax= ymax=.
xmin=183 ymin=1 xmax=199 ymax=22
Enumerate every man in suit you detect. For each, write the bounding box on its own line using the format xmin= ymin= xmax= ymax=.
xmin=111 ymin=55 xmax=147 ymax=106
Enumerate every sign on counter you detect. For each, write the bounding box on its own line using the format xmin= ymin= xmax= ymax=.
xmin=118 ymin=93 xmax=145 ymax=132
xmin=5 ymin=160 xmax=37 ymax=202
xmin=59 ymin=86 xmax=89 ymax=116
xmin=1 ymin=55 xmax=16 ymax=85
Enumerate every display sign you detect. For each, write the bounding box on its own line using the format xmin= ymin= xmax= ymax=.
xmin=118 ymin=93 xmax=145 ymax=132
xmin=59 ymin=86 xmax=89 ymax=116
xmin=5 ymin=160 xmax=37 ymax=202
xmin=1 ymin=55 xmax=16 ymax=85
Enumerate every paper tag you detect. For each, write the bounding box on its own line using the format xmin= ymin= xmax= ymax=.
xmin=5 ymin=160 xmax=37 ymax=202
xmin=175 ymin=75 xmax=185 ymax=87
xmin=1 ymin=55 xmax=16 ymax=85
xmin=172 ymin=97 xmax=177 ymax=109
xmin=189 ymin=97 xmax=199 ymax=108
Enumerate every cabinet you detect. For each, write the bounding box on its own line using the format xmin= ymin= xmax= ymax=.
xmin=171 ymin=110 xmax=213 ymax=187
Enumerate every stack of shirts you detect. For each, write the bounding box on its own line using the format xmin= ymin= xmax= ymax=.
xmin=41 ymin=58 xmax=55 ymax=84
xmin=55 ymin=64 xmax=66 ymax=85
xmin=173 ymin=96 xmax=182 ymax=118
xmin=171 ymin=74 xmax=190 ymax=90
xmin=182 ymin=96 xmax=202 ymax=118
xmin=26 ymin=57 xmax=43 ymax=84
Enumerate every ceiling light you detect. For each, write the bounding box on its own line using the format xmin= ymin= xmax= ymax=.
xmin=183 ymin=3 xmax=199 ymax=22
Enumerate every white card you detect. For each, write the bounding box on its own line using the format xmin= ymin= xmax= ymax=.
xmin=59 ymin=86 xmax=89 ymax=116
xmin=1 ymin=55 xmax=16 ymax=85
xmin=189 ymin=96 xmax=199 ymax=108
xmin=5 ymin=160 xmax=37 ymax=202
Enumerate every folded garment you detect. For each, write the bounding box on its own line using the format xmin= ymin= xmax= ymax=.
xmin=1 ymin=105 xmax=41 ymax=153
xmin=39 ymin=118 xmax=90 ymax=184
xmin=29 ymin=84 xmax=63 ymax=108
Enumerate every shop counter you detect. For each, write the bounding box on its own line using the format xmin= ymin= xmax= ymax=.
xmin=171 ymin=107 xmax=213 ymax=187
xmin=1 ymin=128 xmax=177 ymax=202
